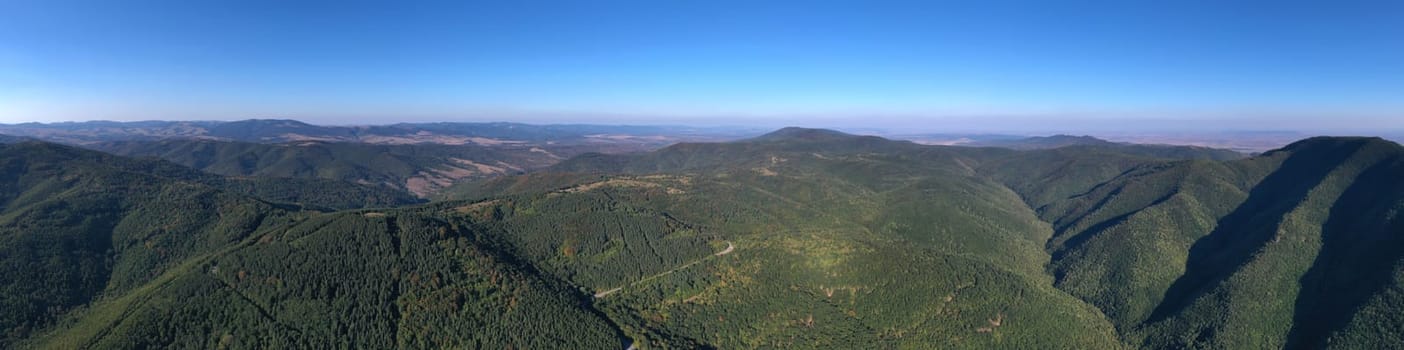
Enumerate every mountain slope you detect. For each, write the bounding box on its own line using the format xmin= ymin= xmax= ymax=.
xmin=0 ymin=119 xmax=757 ymax=147
xmin=0 ymin=142 xmax=624 ymax=348
xmin=970 ymin=134 xmax=1117 ymax=150
xmin=0 ymin=142 xmax=306 ymax=346
xmin=453 ymin=129 xmax=1403 ymax=348
xmin=1006 ymin=137 xmax=1404 ymax=349
xmin=92 ymin=139 xmax=569 ymax=197
xmin=31 ymin=209 xmax=626 ymax=349
xmin=445 ymin=128 xmax=1127 ymax=348
xmin=970 ymin=135 xmax=1244 ymax=161
xmin=6 ymin=128 xmax=1404 ymax=349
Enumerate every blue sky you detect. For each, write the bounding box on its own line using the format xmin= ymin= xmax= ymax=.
xmin=1 ymin=0 xmax=1401 ymax=131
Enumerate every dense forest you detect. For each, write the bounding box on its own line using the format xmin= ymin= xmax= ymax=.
xmin=3 ymin=128 xmax=1403 ymax=349
xmin=92 ymin=139 xmax=571 ymax=197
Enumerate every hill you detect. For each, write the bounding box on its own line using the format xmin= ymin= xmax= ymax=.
xmin=969 ymin=135 xmax=1244 ymax=160
xmin=91 ymin=139 xmax=576 ymax=197
xmin=3 ymin=142 xmax=417 ymax=210
xmin=444 ymin=129 xmax=1403 ymax=348
xmin=0 ymin=142 xmax=624 ymax=348
xmin=1028 ymin=136 xmax=1404 ymax=349
xmin=0 ymin=119 xmax=758 ymax=147
xmin=0 ymin=141 xmax=310 ymax=346
xmin=970 ymin=134 xmax=1117 ymax=149
xmin=4 ymin=128 xmax=1403 ymax=349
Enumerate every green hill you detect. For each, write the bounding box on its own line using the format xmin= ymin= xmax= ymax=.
xmin=4 ymin=129 xmax=1404 ymax=349
xmin=0 ymin=142 xmax=622 ymax=349
xmin=985 ymin=136 xmax=1404 ymax=349
xmin=93 ymin=139 xmax=569 ymax=197
xmin=0 ymin=142 xmax=308 ymax=346
xmin=445 ymin=129 xmax=1402 ymax=348
xmin=0 ymin=119 xmax=758 ymax=146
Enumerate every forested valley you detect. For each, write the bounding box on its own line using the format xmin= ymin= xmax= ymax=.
xmin=3 ymin=127 xmax=1403 ymax=349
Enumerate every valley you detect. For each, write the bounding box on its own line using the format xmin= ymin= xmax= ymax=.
xmin=0 ymin=125 xmax=1401 ymax=349
xmin=8 ymin=2 xmax=1400 ymax=348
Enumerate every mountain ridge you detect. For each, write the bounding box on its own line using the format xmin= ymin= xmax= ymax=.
xmin=2 ymin=128 xmax=1402 ymax=349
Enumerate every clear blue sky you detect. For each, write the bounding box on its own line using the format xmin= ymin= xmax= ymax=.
xmin=1 ymin=0 xmax=1401 ymax=131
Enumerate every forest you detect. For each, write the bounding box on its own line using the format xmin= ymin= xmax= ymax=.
xmin=2 ymin=128 xmax=1403 ymax=349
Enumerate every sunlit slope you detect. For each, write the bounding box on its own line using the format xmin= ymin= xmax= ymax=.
xmin=30 ymin=208 xmax=626 ymax=349
xmin=446 ymin=128 xmax=1127 ymax=348
xmin=450 ymin=129 xmax=1402 ymax=348
xmin=0 ymin=142 xmax=305 ymax=346
xmin=94 ymin=139 xmax=566 ymax=197
xmin=10 ymin=128 xmax=1404 ymax=349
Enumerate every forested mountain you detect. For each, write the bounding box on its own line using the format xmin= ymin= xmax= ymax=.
xmin=3 ymin=128 xmax=1403 ymax=349
xmin=0 ymin=135 xmax=33 ymax=143
xmin=969 ymin=134 xmax=1117 ymax=149
xmin=91 ymin=139 xmax=576 ymax=197
xmin=0 ymin=142 xmax=417 ymax=211
xmin=1021 ymin=136 xmax=1404 ymax=349
xmin=446 ymin=129 xmax=1404 ymax=348
xmin=970 ymin=134 xmax=1245 ymax=160
xmin=0 ymin=141 xmax=309 ymax=346
xmin=0 ymin=119 xmax=758 ymax=147
xmin=0 ymin=142 xmax=619 ymax=348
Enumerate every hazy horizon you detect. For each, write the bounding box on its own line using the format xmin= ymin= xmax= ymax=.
xmin=3 ymin=1 xmax=1402 ymax=133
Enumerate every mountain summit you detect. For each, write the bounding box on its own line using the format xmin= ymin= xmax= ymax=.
xmin=3 ymin=132 xmax=1403 ymax=349
xmin=749 ymin=127 xmax=860 ymax=142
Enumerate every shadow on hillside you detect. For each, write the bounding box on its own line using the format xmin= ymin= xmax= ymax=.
xmin=1049 ymin=188 xmax=1179 ymax=264
xmin=1144 ymin=140 xmax=1365 ymax=325
xmin=1286 ymin=157 xmax=1404 ymax=349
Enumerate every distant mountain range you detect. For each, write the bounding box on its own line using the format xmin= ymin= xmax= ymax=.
xmin=0 ymin=120 xmax=765 ymax=197
xmin=446 ymin=128 xmax=1404 ymax=349
xmin=887 ymin=130 xmax=1341 ymax=153
xmin=90 ymin=139 xmax=573 ymax=197
xmin=3 ymin=120 xmax=1246 ymax=199
xmin=3 ymin=124 xmax=1403 ymax=349
xmin=0 ymin=119 xmax=761 ymax=146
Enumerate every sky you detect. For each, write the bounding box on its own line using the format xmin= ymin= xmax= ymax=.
xmin=1 ymin=0 xmax=1402 ymax=132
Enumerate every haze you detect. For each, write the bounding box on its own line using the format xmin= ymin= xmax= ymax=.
xmin=1 ymin=1 xmax=1402 ymax=135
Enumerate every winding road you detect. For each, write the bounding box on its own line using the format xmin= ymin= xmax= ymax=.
xmin=594 ymin=241 xmax=735 ymax=299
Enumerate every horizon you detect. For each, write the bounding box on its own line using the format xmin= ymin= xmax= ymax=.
xmin=4 ymin=118 xmax=1402 ymax=152
xmin=3 ymin=1 xmax=1402 ymax=133
xmin=8 ymin=3 xmax=1404 ymax=346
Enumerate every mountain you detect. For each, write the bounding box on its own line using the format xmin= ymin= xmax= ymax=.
xmin=1026 ymin=136 xmax=1404 ymax=349
xmin=445 ymin=129 xmax=1403 ymax=348
xmin=1 ymin=142 xmax=417 ymax=211
xmin=4 ymin=127 xmax=1403 ymax=349
xmin=203 ymin=119 xmax=353 ymax=141
xmin=0 ymin=141 xmax=310 ymax=346
xmin=0 ymin=134 xmax=33 ymax=143
xmin=970 ymin=134 xmax=1117 ymax=149
xmin=0 ymin=119 xmax=759 ymax=147
xmin=90 ymin=139 xmax=580 ymax=197
xmin=748 ymin=126 xmax=864 ymax=142
xmin=968 ymin=134 xmax=1245 ymax=160
xmin=0 ymin=142 xmax=622 ymax=349
xmin=8 ymin=120 xmax=767 ymax=197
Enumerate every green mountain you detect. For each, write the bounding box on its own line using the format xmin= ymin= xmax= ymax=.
xmin=4 ymin=129 xmax=1403 ymax=349
xmin=0 ymin=142 xmax=621 ymax=349
xmin=445 ymin=129 xmax=1403 ymax=348
xmin=970 ymin=134 xmax=1245 ymax=160
xmin=970 ymin=134 xmax=1118 ymax=149
xmin=0 ymin=141 xmax=309 ymax=346
xmin=0 ymin=119 xmax=758 ymax=146
xmin=1027 ymin=136 xmax=1404 ymax=349
xmin=92 ymin=139 xmax=572 ymax=197
xmin=2 ymin=142 xmax=417 ymax=211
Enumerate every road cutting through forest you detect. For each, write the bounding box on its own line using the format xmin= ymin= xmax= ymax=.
xmin=594 ymin=241 xmax=734 ymax=298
